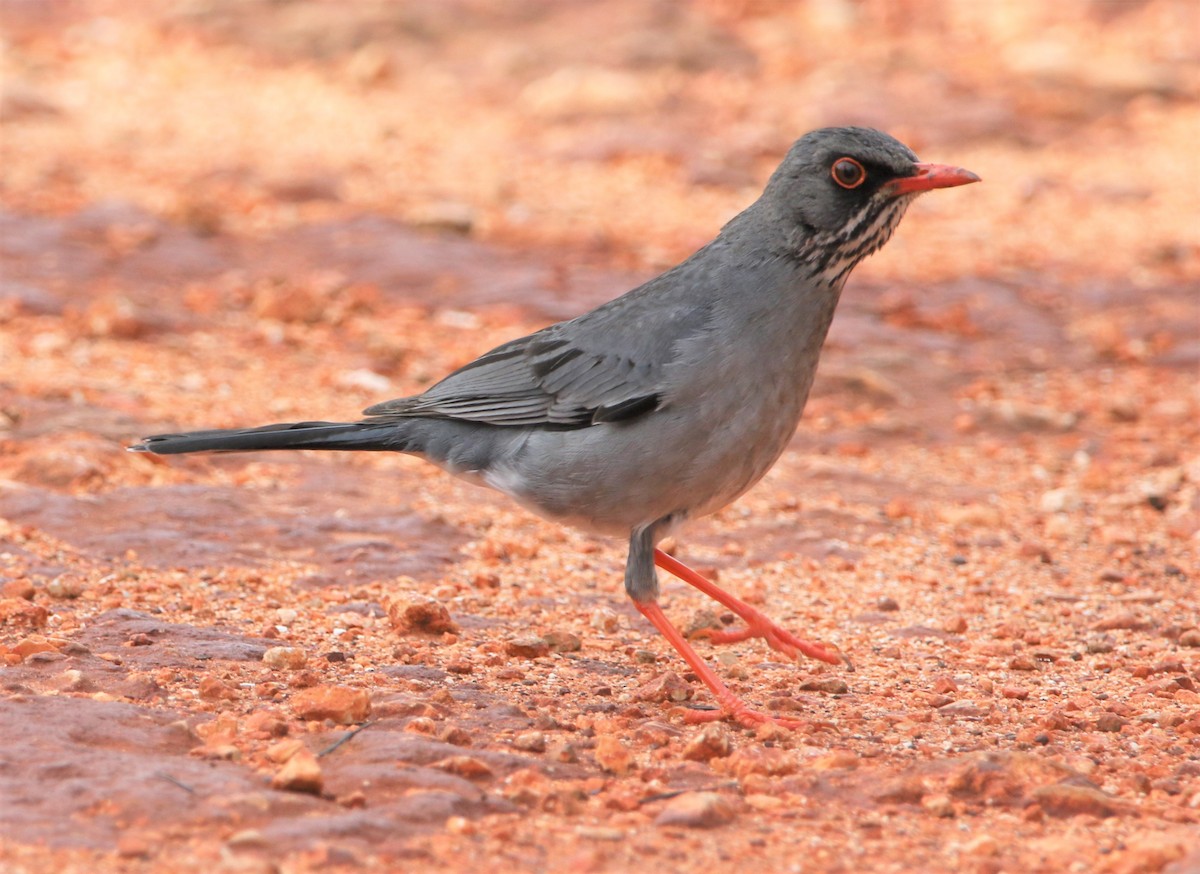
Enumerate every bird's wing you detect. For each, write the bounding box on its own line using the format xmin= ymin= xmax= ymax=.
xmin=364 ymin=285 xmax=716 ymax=428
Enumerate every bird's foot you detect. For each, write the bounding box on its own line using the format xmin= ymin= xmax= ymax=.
xmin=653 ymin=548 xmax=849 ymax=669
xmin=693 ymin=609 xmax=850 ymax=668
xmin=681 ymin=703 xmax=807 ymax=731
xmin=634 ymin=599 xmax=823 ymax=731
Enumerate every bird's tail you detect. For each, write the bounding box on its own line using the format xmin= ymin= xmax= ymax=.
xmin=128 ymin=420 xmax=404 ymax=455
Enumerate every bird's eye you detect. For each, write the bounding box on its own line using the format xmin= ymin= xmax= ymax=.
xmin=831 ymin=157 xmax=866 ymax=189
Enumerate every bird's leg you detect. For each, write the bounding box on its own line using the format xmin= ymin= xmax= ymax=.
xmin=626 ymin=524 xmax=807 ymax=729
xmin=654 ymin=548 xmax=848 ymax=668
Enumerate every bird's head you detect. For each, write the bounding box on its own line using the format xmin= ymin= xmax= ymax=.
xmin=763 ymin=127 xmax=979 ymax=285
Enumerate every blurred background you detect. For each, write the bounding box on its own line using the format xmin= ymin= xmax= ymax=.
xmin=3 ymin=0 xmax=1197 ymax=275
xmin=2 ymin=3 xmax=1200 ymax=870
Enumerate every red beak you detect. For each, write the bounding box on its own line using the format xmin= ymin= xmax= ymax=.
xmin=885 ymin=162 xmax=980 ymax=197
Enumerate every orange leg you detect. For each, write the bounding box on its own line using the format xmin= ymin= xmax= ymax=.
xmin=654 ymin=548 xmax=849 ymax=668
xmin=633 ymin=600 xmax=807 ymax=729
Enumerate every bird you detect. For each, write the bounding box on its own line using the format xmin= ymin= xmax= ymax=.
xmin=131 ymin=127 xmax=979 ymax=729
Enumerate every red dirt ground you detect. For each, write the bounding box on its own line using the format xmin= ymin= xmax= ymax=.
xmin=2 ymin=1 xmax=1198 ymax=872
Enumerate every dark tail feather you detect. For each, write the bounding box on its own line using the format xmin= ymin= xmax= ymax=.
xmin=128 ymin=421 xmax=404 ymax=455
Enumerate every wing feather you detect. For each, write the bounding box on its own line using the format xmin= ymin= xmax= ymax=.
xmin=362 ymin=277 xmax=717 ymax=428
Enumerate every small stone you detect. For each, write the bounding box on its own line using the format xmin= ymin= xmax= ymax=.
xmin=635 ymin=671 xmax=692 ymax=703
xmin=590 ymin=607 xmax=620 ymax=633
xmin=1179 ymin=628 xmax=1200 ymax=648
xmin=654 ymin=792 xmax=736 ymax=829
xmin=551 ymin=742 xmax=580 ymax=763
xmin=198 ymin=677 xmax=238 ymax=701
xmin=962 ymin=835 xmax=1000 ymax=857
xmin=506 ymin=637 xmax=550 ymax=659
xmin=433 ymin=755 xmax=493 ymax=780
xmin=292 ymin=684 xmax=371 ymax=724
xmin=1087 ymin=635 xmax=1116 ymax=653
xmin=408 ymin=201 xmax=476 ymax=235
xmin=12 ymin=635 xmax=61 ymax=659
xmin=263 ymin=646 xmax=307 ymax=670
xmin=1019 ymin=542 xmax=1053 ymax=563
xmin=386 ymin=596 xmax=458 ymax=635
xmin=1040 ymin=488 xmax=1080 ymax=513
xmin=943 ymin=616 xmax=969 ymax=633
xmin=594 ymin=735 xmax=634 ymax=775
xmin=513 ymin=731 xmax=546 ymax=753
xmin=1093 ymin=612 xmax=1149 ymax=631
xmin=542 ymin=630 xmax=582 ymax=653
xmin=444 ymin=816 xmax=476 ymax=836
xmin=574 ymin=826 xmax=625 ymax=841
xmin=44 ymin=575 xmax=84 ymax=600
xmin=798 ymin=677 xmax=850 ymax=694
xmin=876 ymin=596 xmax=900 ymax=612
xmin=271 ymin=747 xmax=323 ymax=794
xmin=1096 ymin=712 xmax=1127 ymax=732
xmin=682 ymin=723 xmax=732 ymax=762
xmin=1002 ymin=685 xmax=1030 ymax=700
xmin=938 ymin=503 xmax=1002 ymax=527
xmin=439 ymin=725 xmax=473 ymax=747
xmin=922 ymin=794 xmax=955 ymax=817
xmin=266 ymin=738 xmax=306 ymax=764
xmin=1032 ymin=783 xmax=1124 ymax=818
xmin=1009 ymin=655 xmax=1037 ymax=671
xmin=937 ymin=701 xmax=988 ymax=718
xmin=1 ymin=580 xmax=35 ymax=600
xmin=116 ymin=835 xmax=151 ymax=859
xmin=225 ymin=829 xmax=268 ymax=849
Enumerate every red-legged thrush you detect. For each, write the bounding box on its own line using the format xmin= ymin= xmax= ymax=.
xmin=132 ymin=127 xmax=980 ymax=728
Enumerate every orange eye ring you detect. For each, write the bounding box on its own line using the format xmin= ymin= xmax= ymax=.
xmin=831 ymin=157 xmax=866 ymax=189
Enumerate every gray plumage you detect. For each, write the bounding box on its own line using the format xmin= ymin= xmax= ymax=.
xmin=133 ymin=127 xmax=978 ymax=724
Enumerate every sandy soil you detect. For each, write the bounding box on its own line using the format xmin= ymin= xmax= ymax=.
xmin=2 ymin=1 xmax=1198 ymax=872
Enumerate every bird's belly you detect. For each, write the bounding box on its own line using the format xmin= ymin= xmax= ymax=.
xmin=484 ymin=375 xmax=810 ymax=536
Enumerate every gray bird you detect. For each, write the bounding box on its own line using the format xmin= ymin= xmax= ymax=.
xmin=131 ymin=127 xmax=979 ymax=728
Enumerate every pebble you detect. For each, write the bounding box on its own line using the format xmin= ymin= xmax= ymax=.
xmin=922 ymin=794 xmax=955 ymax=818
xmin=262 ymin=646 xmax=307 ymax=670
xmin=1040 ymin=488 xmax=1080 ymax=513
xmin=12 ymin=635 xmax=62 ymax=659
xmin=575 ymin=826 xmax=625 ymax=841
xmin=593 ymin=735 xmax=634 ymax=775
xmin=116 ymin=834 xmax=151 ymax=859
xmin=291 ymin=684 xmax=371 ymax=724
xmin=2 ymin=580 xmax=36 ymax=600
xmin=513 ymin=730 xmax=547 ymax=753
xmin=635 ymin=671 xmax=692 ymax=703
xmin=198 ymin=677 xmax=238 ymax=701
xmin=1032 ymin=783 xmax=1124 ymax=818
xmin=682 ymin=723 xmax=732 ymax=762
xmin=1180 ymin=629 xmax=1200 ymax=648
xmin=434 ymin=755 xmax=494 ymax=780
xmin=1093 ymin=612 xmax=1149 ymax=631
xmin=270 ymin=747 xmax=323 ymax=795
xmin=654 ymin=792 xmax=736 ymax=829
xmin=590 ymin=607 xmax=620 ymax=633
xmin=542 ymin=630 xmax=582 ymax=653
xmin=266 ymin=738 xmax=306 ymax=763
xmin=506 ymin=637 xmax=550 ymax=659
xmin=1009 ymin=655 xmax=1037 ymax=671
xmin=386 ymin=596 xmax=458 ymax=635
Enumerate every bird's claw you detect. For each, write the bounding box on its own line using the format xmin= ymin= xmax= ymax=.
xmin=680 ymin=704 xmax=807 ymax=731
xmin=693 ymin=611 xmax=845 ymax=667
